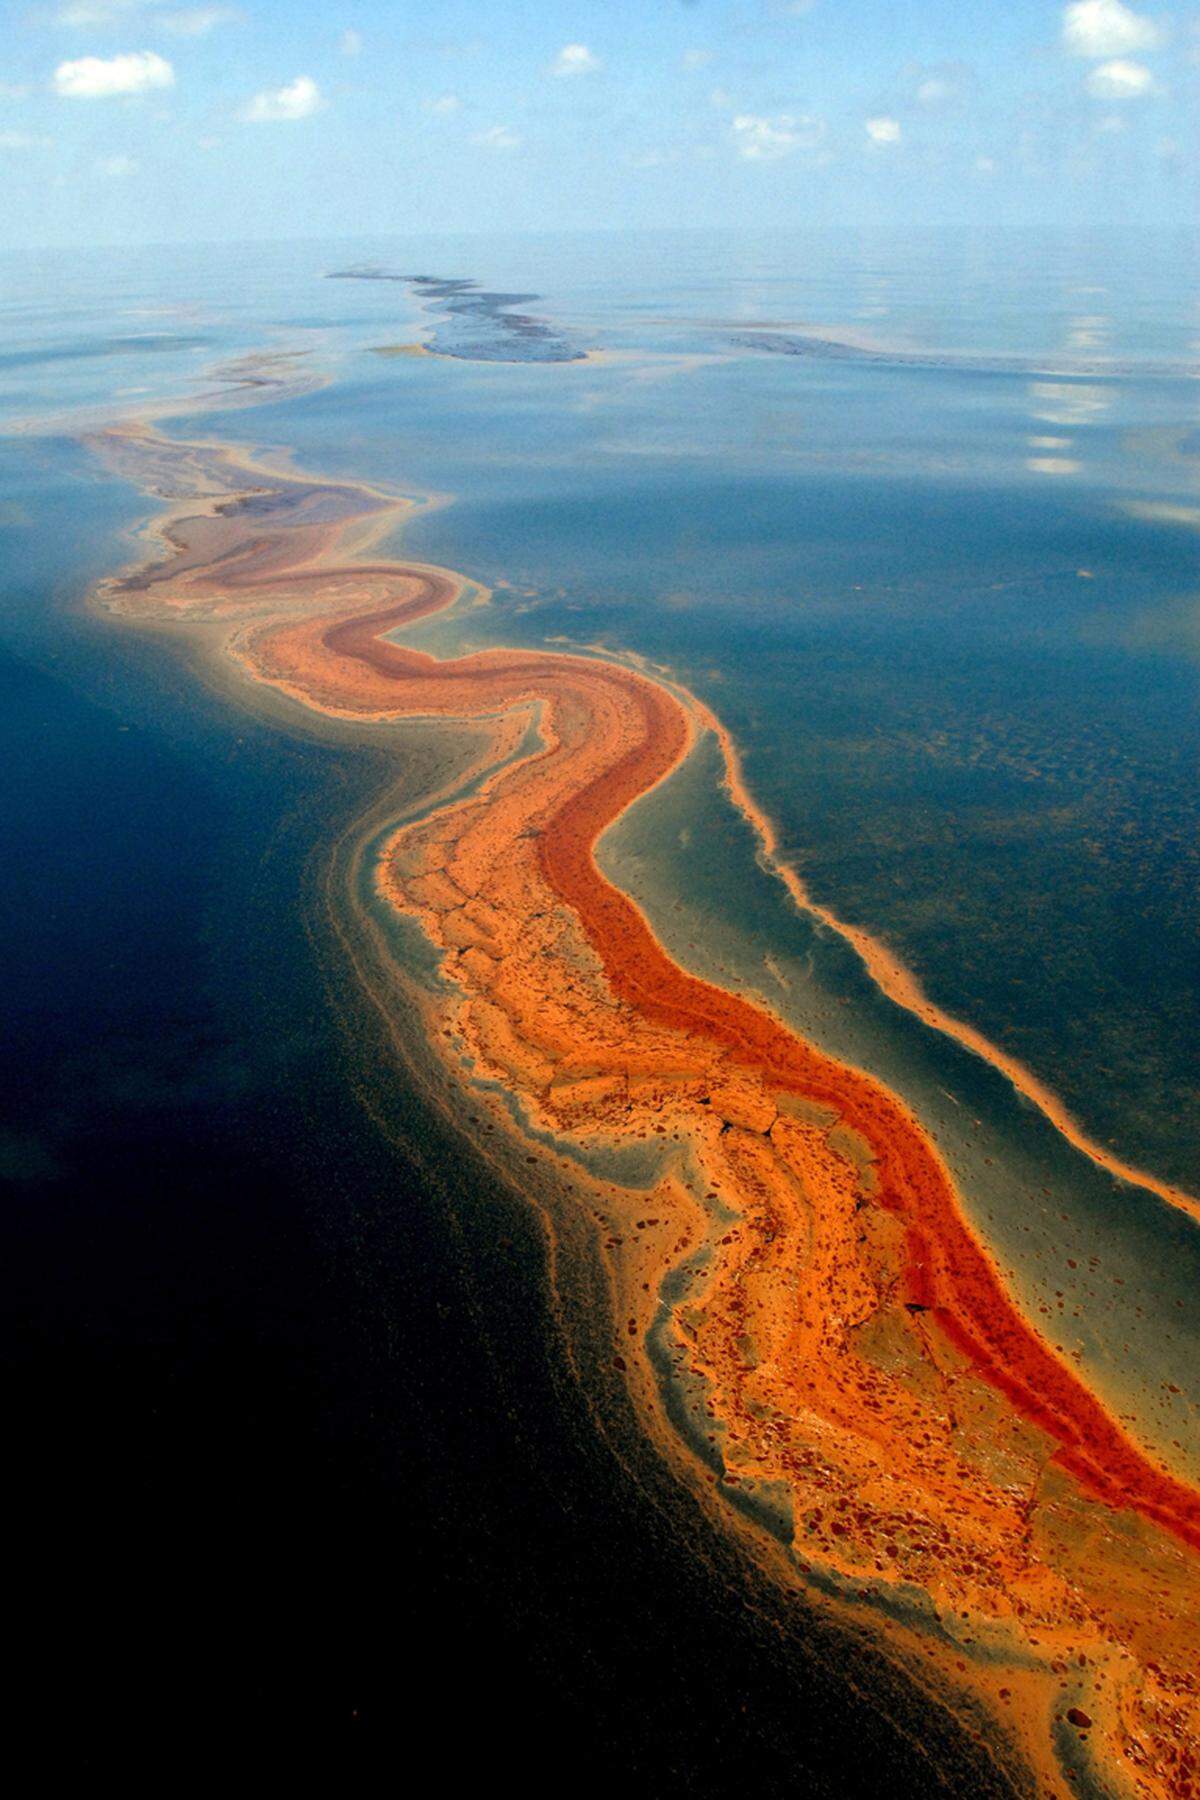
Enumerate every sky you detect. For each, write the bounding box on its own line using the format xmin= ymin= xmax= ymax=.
xmin=0 ymin=0 xmax=1196 ymax=246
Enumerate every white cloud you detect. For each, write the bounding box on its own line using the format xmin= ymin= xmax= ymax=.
xmin=1085 ymin=57 xmax=1156 ymax=95
xmin=1062 ymin=0 xmax=1161 ymax=58
xmin=902 ymin=61 xmax=973 ymax=109
xmin=424 ymin=94 xmax=461 ymax=115
xmin=0 ymin=129 xmax=51 ymax=149
xmin=732 ymin=112 xmax=825 ymax=160
xmin=865 ymin=115 xmax=902 ymax=145
xmin=96 ymin=152 xmax=136 ymax=175
xmin=550 ymin=43 xmax=599 ymax=78
xmin=473 ymin=124 xmax=520 ymax=150
xmin=157 ymin=7 xmax=237 ymax=34
xmin=339 ymin=28 xmax=362 ymax=56
xmin=681 ymin=49 xmax=713 ymax=71
xmin=0 ymin=81 xmax=31 ymax=99
xmin=55 ymin=0 xmax=236 ymax=27
xmin=53 ymin=51 xmax=174 ymax=98
xmin=55 ymin=1 xmax=140 ymax=23
xmin=243 ymin=75 xmax=323 ymax=121
xmin=975 ymin=154 xmax=996 ymax=172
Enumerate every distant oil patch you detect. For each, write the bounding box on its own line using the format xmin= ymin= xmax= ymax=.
xmin=0 ymin=332 xmax=213 ymax=370
xmin=729 ymin=327 xmax=1194 ymax=380
xmin=328 ymin=268 xmax=586 ymax=364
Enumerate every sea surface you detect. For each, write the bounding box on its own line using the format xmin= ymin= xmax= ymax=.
xmin=2 ymin=226 xmax=1196 ymax=1782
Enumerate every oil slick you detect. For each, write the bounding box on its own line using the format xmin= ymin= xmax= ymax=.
xmin=90 ymin=406 xmax=1200 ymax=1800
xmin=329 ymin=268 xmax=586 ymax=363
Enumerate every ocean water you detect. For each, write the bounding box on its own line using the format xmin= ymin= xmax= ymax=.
xmin=2 ymin=226 xmax=1196 ymax=1778
xmin=44 ymin=225 xmax=1187 ymax=1191
xmin=1 ymin=373 xmax=991 ymax=1799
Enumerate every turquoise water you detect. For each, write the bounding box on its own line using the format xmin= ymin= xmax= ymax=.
xmin=4 ymin=225 xmax=1197 ymax=1457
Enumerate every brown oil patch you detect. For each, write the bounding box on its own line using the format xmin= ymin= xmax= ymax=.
xmin=93 ymin=416 xmax=1200 ymax=1800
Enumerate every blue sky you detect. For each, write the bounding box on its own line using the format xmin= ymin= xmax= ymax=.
xmin=1 ymin=0 xmax=1195 ymax=245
